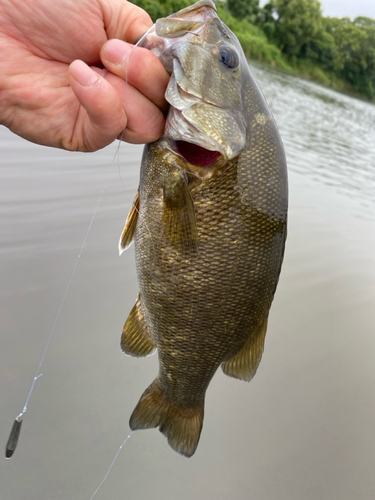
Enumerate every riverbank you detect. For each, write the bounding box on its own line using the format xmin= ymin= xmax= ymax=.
xmin=129 ymin=0 xmax=374 ymax=103
xmin=215 ymin=4 xmax=374 ymax=104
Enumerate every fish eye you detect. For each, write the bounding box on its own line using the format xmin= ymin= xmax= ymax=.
xmin=218 ymin=45 xmax=239 ymax=70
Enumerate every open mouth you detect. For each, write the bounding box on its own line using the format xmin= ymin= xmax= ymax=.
xmin=175 ymin=140 xmax=221 ymax=167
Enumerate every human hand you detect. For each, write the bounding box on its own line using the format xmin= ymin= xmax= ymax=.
xmin=0 ymin=0 xmax=169 ymax=151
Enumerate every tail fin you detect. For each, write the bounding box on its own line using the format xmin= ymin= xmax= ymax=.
xmin=129 ymin=379 xmax=204 ymax=457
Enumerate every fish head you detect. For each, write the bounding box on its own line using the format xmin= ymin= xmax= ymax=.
xmin=139 ymin=0 xmax=248 ymax=173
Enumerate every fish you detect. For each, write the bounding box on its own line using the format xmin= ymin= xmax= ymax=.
xmin=119 ymin=0 xmax=288 ymax=457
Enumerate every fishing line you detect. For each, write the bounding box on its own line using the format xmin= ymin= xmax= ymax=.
xmin=7 ymin=24 xmax=160 ymax=500
xmin=5 ymin=144 xmax=119 ymax=459
xmin=5 ymin=28 xmax=158 ymax=459
xmin=89 ymin=431 xmax=134 ymax=500
xmin=115 ymin=24 xmax=156 ymax=191
xmin=117 ymin=23 xmax=163 ymax=291
xmin=88 ymin=28 xmax=163 ymax=498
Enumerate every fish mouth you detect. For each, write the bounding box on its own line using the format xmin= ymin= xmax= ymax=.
xmin=174 ymin=140 xmax=221 ymax=167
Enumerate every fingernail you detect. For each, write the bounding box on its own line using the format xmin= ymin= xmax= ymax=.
xmin=70 ymin=60 xmax=99 ymax=86
xmin=102 ymin=39 xmax=133 ymax=65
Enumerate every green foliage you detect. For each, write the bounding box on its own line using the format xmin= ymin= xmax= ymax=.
xmin=266 ymin=0 xmax=323 ymax=55
xmin=227 ymin=0 xmax=259 ymax=22
xmin=130 ymin=0 xmax=192 ymax=21
xmin=129 ymin=0 xmax=375 ymax=100
xmin=321 ymin=15 xmax=375 ymax=97
xmin=259 ymin=0 xmax=375 ymax=99
xmin=216 ymin=4 xmax=285 ymax=64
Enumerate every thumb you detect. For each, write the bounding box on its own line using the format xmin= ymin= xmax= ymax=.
xmin=68 ymin=59 xmax=127 ymax=151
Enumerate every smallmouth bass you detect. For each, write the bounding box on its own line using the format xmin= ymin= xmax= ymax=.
xmin=119 ymin=0 xmax=288 ymax=457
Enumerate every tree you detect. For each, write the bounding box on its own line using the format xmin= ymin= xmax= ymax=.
xmin=326 ymin=16 xmax=375 ymax=97
xmin=227 ymin=0 xmax=260 ymax=22
xmin=268 ymin=0 xmax=323 ymax=57
xmin=303 ymin=29 xmax=335 ymax=68
xmin=259 ymin=2 xmax=277 ymax=40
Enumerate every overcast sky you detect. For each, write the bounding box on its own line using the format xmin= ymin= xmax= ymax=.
xmin=259 ymin=0 xmax=375 ymax=19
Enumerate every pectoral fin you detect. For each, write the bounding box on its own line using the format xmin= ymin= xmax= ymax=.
xmin=119 ymin=189 xmax=140 ymax=256
xmin=221 ymin=318 xmax=268 ymax=381
xmin=121 ymin=294 xmax=156 ymax=357
xmin=163 ymin=172 xmax=199 ymax=255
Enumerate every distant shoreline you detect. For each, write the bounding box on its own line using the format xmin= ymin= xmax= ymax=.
xmin=129 ymin=0 xmax=375 ymax=103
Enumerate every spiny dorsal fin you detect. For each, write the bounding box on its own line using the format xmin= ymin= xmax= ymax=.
xmin=121 ymin=294 xmax=156 ymax=357
xmin=119 ymin=189 xmax=140 ymax=256
xmin=129 ymin=379 xmax=204 ymax=458
xmin=221 ymin=318 xmax=268 ymax=382
xmin=162 ymin=172 xmax=199 ymax=255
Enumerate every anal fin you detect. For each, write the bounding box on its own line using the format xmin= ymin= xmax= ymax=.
xmin=130 ymin=379 xmax=204 ymax=457
xmin=119 ymin=189 xmax=140 ymax=255
xmin=221 ymin=318 xmax=268 ymax=382
xmin=121 ymin=294 xmax=156 ymax=357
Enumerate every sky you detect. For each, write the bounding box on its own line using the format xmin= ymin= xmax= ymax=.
xmin=259 ymin=0 xmax=375 ymax=19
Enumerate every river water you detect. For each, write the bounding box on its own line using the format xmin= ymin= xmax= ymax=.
xmin=1 ymin=63 xmax=375 ymax=500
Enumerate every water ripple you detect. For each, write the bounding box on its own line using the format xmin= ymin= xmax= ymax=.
xmin=250 ymin=63 xmax=375 ymax=217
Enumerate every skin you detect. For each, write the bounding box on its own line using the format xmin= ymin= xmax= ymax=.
xmin=0 ymin=0 xmax=169 ymax=151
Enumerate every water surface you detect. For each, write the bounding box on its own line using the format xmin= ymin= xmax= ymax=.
xmin=1 ymin=64 xmax=375 ymax=499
